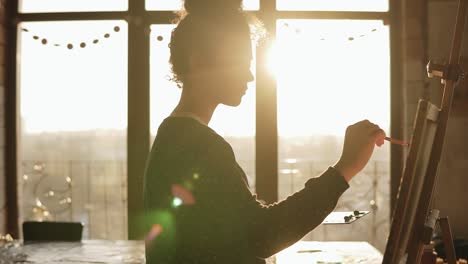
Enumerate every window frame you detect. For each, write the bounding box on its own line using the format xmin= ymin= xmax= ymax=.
xmin=5 ymin=0 xmax=402 ymax=239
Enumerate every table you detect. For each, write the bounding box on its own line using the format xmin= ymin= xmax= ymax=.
xmin=276 ymin=241 xmax=383 ymax=264
xmin=0 ymin=240 xmax=382 ymax=263
xmin=0 ymin=240 xmax=145 ymax=263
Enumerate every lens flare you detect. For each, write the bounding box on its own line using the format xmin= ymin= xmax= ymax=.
xmin=172 ymin=197 xmax=183 ymax=208
xmin=171 ymin=184 xmax=196 ymax=205
xmin=145 ymin=224 xmax=163 ymax=243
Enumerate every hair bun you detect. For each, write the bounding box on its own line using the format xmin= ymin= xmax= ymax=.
xmin=184 ymin=0 xmax=242 ymax=15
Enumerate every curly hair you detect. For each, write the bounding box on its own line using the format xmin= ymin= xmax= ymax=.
xmin=168 ymin=0 xmax=265 ymax=88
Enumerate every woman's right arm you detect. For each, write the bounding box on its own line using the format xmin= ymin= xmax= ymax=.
xmin=203 ymin=120 xmax=385 ymax=258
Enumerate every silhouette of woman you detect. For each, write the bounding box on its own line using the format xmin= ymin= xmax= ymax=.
xmin=143 ymin=0 xmax=386 ymax=263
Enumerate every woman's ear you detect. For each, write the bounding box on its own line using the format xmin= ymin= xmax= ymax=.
xmin=187 ymin=52 xmax=216 ymax=84
xmin=188 ymin=52 xmax=205 ymax=72
xmin=183 ymin=53 xmax=204 ymax=84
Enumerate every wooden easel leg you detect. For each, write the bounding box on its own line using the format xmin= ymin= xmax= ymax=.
xmin=439 ymin=217 xmax=457 ymax=264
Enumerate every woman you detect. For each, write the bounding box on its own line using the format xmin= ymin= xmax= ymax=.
xmin=143 ymin=0 xmax=386 ymax=263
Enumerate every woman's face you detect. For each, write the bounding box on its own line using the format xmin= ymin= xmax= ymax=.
xmin=194 ymin=34 xmax=254 ymax=107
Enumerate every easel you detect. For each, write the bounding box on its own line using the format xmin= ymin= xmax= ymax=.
xmin=421 ymin=210 xmax=458 ymax=264
xmin=382 ymin=0 xmax=467 ymax=263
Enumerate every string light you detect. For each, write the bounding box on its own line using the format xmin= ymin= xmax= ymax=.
xmin=23 ymin=163 xmax=73 ymax=220
xmin=281 ymin=22 xmax=380 ymax=42
xmin=22 ymin=22 xmax=379 ymax=52
xmin=21 ymin=25 xmax=121 ymax=50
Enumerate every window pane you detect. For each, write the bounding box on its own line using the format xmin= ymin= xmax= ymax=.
xmin=150 ymin=25 xmax=256 ymax=189
xmin=18 ymin=21 xmax=128 ymax=239
xmin=274 ymin=20 xmax=390 ymax=251
xmin=19 ymin=0 xmax=127 ymax=13
xmin=277 ymin=0 xmax=388 ymax=11
xmin=146 ymin=0 xmax=259 ymax=11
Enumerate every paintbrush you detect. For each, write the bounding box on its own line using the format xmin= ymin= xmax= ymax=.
xmin=385 ymin=136 xmax=410 ymax=146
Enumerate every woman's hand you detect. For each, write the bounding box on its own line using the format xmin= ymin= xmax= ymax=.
xmin=334 ymin=120 xmax=386 ymax=182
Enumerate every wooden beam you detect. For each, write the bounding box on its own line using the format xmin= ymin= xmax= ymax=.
xmin=389 ymin=0 xmax=404 ymax=214
xmin=5 ymin=0 xmax=19 ymax=238
xmin=127 ymin=0 xmax=150 ymax=240
xmin=18 ymin=11 xmax=177 ymax=24
xmin=255 ymin=0 xmax=278 ymax=203
xmin=17 ymin=11 xmax=128 ymax=21
xmin=276 ymin=11 xmax=388 ymax=20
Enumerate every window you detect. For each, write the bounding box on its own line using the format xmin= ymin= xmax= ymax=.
xmin=19 ymin=0 xmax=128 ymax=13
xmin=273 ymin=19 xmax=390 ymax=250
xmin=18 ymin=21 xmax=128 ymax=239
xmin=12 ymin=1 xmax=395 ymax=250
xmin=149 ymin=25 xmax=257 ymax=188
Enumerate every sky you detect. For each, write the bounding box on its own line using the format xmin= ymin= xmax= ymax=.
xmin=18 ymin=1 xmax=390 ymax=138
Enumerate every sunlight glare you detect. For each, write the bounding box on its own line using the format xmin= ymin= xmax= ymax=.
xmin=273 ymin=20 xmax=390 ymax=137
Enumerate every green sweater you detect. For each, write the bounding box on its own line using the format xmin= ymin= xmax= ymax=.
xmin=143 ymin=116 xmax=349 ymax=264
